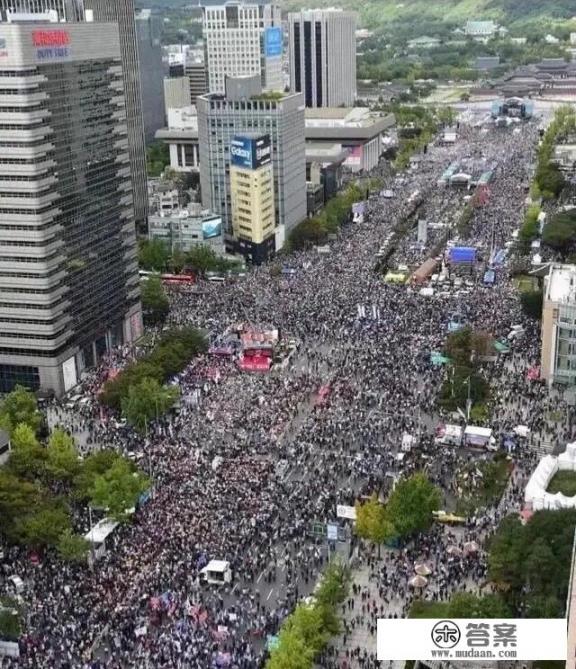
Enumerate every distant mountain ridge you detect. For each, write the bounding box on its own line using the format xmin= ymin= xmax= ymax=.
xmin=283 ymin=0 xmax=576 ymax=27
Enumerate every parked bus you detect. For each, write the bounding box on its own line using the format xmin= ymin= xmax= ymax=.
xmin=138 ymin=271 xmax=195 ymax=286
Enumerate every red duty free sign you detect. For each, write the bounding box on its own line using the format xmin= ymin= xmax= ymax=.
xmin=32 ymin=30 xmax=70 ymax=47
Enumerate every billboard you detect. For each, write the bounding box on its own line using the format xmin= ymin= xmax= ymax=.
xmin=344 ymin=144 xmax=363 ymax=168
xmin=62 ymin=356 xmax=77 ymax=393
xmin=264 ymin=27 xmax=283 ymax=57
xmin=230 ymin=135 xmax=271 ymax=170
xmin=202 ymin=217 xmax=222 ymax=240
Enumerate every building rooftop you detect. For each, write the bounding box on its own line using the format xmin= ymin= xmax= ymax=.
xmin=305 ymin=142 xmax=348 ymax=164
xmin=547 ymin=264 xmax=576 ymax=303
xmin=304 ymin=108 xmax=395 ymax=141
xmin=305 ymin=107 xmax=392 ymax=127
xmin=465 ymin=20 xmax=498 ymax=34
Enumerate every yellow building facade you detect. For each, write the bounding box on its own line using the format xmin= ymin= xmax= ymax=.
xmin=229 ymin=134 xmax=276 ymax=263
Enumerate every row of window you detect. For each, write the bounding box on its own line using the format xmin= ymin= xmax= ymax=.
xmin=0 ymin=252 xmax=60 ymax=263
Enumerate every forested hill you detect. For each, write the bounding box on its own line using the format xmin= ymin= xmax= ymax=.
xmin=282 ymin=0 xmax=576 ymax=31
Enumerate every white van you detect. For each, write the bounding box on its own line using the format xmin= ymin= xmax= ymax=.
xmin=200 ymin=560 xmax=232 ymax=585
xmin=8 ymin=575 xmax=24 ymax=594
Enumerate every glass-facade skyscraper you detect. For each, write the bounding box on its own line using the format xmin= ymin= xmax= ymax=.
xmin=0 ymin=0 xmax=151 ymax=234
xmin=0 ymin=20 xmax=141 ymax=395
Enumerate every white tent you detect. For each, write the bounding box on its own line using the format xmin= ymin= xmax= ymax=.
xmin=514 ymin=425 xmax=531 ymax=438
xmin=525 ymin=442 xmax=576 ymax=510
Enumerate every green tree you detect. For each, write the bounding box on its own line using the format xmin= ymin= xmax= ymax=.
xmin=57 ymin=529 xmax=89 ymax=563
xmin=138 ymin=239 xmax=170 ymax=271
xmin=518 ymin=204 xmax=541 ymax=248
xmin=170 ymin=246 xmax=187 ymax=274
xmin=288 ymin=604 xmax=330 ymax=655
xmin=146 ymin=141 xmax=169 ymax=177
xmin=386 ymin=473 xmax=441 ymax=538
xmin=267 ymin=626 xmax=315 ymax=669
xmin=99 ymin=360 xmax=163 ymax=410
xmin=7 ymin=423 xmax=46 ymax=480
xmin=355 ymin=493 xmax=395 ymax=554
xmin=448 ymin=592 xmax=510 ymax=618
xmin=0 ymin=471 xmax=42 ymax=541
xmin=46 ymin=429 xmax=80 ymax=482
xmin=89 ymin=458 xmax=149 ymax=522
xmin=520 ymin=290 xmax=543 ymax=320
xmin=488 ymin=515 xmax=526 ymax=590
xmin=445 ymin=326 xmax=472 ymax=365
xmin=536 ymin=164 xmax=565 ymax=200
xmin=141 ymin=275 xmax=170 ymax=326
xmin=186 ymin=244 xmax=220 ymax=275
xmin=0 ymin=385 xmax=41 ymax=435
xmin=121 ymin=377 xmax=179 ymax=433
xmin=0 ymin=605 xmax=21 ymax=641
xmin=74 ymin=449 xmax=123 ymax=500
xmin=542 ymin=211 xmax=576 ymax=253
xmin=315 ymin=561 xmax=350 ymax=609
xmin=19 ymin=503 xmax=70 ymax=549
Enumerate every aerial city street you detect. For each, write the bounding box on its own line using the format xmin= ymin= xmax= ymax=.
xmin=1 ymin=0 xmax=576 ymax=668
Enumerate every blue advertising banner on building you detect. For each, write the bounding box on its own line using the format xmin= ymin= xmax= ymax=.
xmin=202 ymin=217 xmax=222 ymax=240
xmin=264 ymin=27 xmax=283 ymax=57
xmin=230 ymin=135 xmax=271 ymax=170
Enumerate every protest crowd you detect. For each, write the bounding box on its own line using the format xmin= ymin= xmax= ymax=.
xmin=1 ymin=116 xmax=571 ymax=669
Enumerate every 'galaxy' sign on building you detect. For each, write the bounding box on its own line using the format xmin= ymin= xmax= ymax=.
xmin=230 ymin=134 xmax=272 ymax=170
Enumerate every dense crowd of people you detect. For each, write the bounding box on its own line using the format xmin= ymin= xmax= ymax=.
xmin=1 ymin=116 xmax=571 ymax=669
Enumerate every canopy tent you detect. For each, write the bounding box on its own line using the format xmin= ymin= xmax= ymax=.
xmin=414 ymin=563 xmax=432 ymax=576
xmin=449 ymin=246 xmax=477 ymax=264
xmin=494 ymin=339 xmax=511 ymax=354
xmin=384 ymin=272 xmax=407 ymax=284
xmin=439 ymin=162 xmax=460 ymax=184
xmin=525 ymin=442 xmax=576 ymax=510
xmin=477 ymin=170 xmax=494 ymax=186
xmin=409 ymin=575 xmax=428 ymax=588
xmin=463 ymin=541 xmax=480 ymax=554
xmin=450 ymin=172 xmax=472 ymax=184
xmin=430 ymin=351 xmax=451 ymax=366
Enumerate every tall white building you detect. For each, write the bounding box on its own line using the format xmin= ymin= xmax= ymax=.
xmin=202 ymin=1 xmax=283 ymax=95
xmin=288 ymin=8 xmax=357 ymax=108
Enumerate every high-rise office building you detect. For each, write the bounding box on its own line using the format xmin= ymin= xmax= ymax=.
xmin=0 ymin=0 xmax=83 ymax=20
xmin=197 ymin=77 xmax=306 ymax=260
xmin=185 ymin=57 xmax=208 ymax=102
xmin=0 ymin=0 xmax=149 ymax=233
xmin=288 ymin=9 xmax=357 ymax=108
xmin=230 ymin=134 xmax=275 ymax=263
xmin=202 ymin=1 xmax=283 ymax=95
xmin=164 ymin=77 xmax=192 ymax=114
xmin=135 ymin=8 xmax=165 ymax=144
xmin=541 ymin=264 xmax=576 ymax=386
xmin=83 ymin=0 xmax=148 ymax=233
xmin=0 ymin=20 xmax=141 ymax=395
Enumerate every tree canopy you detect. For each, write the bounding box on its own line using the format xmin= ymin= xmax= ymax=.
xmin=0 ymin=385 xmax=42 ymax=435
xmin=141 ymin=275 xmax=170 ymax=326
xmin=121 ymin=377 xmax=179 ymax=433
xmin=138 ymin=239 xmax=171 ymax=272
xmin=488 ymin=509 xmax=576 ymax=617
xmin=89 ymin=458 xmax=149 ymax=522
xmin=355 ymin=493 xmax=395 ymax=550
xmin=386 ymin=472 xmax=442 ymax=537
xmin=266 ymin=561 xmax=349 ymax=669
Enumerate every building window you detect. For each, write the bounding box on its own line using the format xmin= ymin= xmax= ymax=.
xmin=0 ymin=364 xmax=40 ymax=393
xmin=304 ymin=21 xmax=312 ymax=106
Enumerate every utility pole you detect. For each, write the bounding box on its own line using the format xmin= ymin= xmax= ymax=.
xmin=88 ymin=505 xmax=95 ymax=567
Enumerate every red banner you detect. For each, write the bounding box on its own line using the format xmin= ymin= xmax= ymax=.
xmin=238 ymin=355 xmax=271 ymax=372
